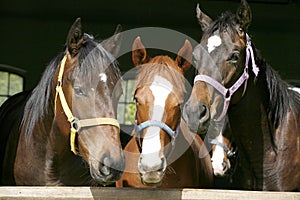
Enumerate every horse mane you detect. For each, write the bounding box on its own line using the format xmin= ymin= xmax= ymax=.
xmin=22 ymin=33 xmax=121 ymax=139
xmin=253 ymin=45 xmax=300 ymax=130
xmin=135 ymin=56 xmax=186 ymax=102
xmin=22 ymin=53 xmax=63 ymax=139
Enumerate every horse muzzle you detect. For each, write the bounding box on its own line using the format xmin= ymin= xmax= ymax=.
xmin=182 ymin=101 xmax=210 ymax=135
xmin=212 ymin=160 xmax=230 ymax=177
xmin=137 ymin=154 xmax=167 ymax=186
xmin=89 ymin=153 xmax=125 ymax=185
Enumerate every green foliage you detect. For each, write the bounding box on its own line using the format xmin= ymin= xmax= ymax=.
xmin=124 ymin=103 xmax=136 ymax=125
xmin=0 ymin=72 xmax=8 ymax=95
xmin=0 ymin=71 xmax=23 ymax=106
xmin=9 ymin=74 xmax=23 ymax=95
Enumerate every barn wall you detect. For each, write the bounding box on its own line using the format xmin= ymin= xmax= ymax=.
xmin=0 ymin=0 xmax=299 ymax=90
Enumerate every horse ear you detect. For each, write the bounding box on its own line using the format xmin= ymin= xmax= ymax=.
xmin=196 ymin=4 xmax=213 ymax=32
xmin=66 ymin=17 xmax=84 ymax=57
xmin=175 ymin=40 xmax=192 ymax=73
xmin=102 ymin=24 xmax=123 ymax=58
xmin=132 ymin=36 xmax=149 ymax=66
xmin=236 ymin=0 xmax=252 ymax=31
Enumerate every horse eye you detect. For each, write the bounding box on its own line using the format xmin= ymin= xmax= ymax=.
xmin=74 ymin=86 xmax=86 ymax=96
xmin=228 ymin=52 xmax=240 ymax=62
xmin=238 ymin=27 xmax=244 ymax=36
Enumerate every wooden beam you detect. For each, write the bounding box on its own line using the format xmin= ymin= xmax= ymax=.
xmin=0 ymin=187 xmax=299 ymax=200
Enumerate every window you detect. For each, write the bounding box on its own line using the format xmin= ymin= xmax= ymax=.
xmin=0 ymin=64 xmax=26 ymax=105
xmin=117 ymin=70 xmax=136 ymax=134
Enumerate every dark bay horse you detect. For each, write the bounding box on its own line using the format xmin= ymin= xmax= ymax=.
xmin=116 ymin=37 xmax=213 ymax=188
xmin=0 ymin=18 xmax=125 ymax=186
xmin=183 ymin=0 xmax=300 ymax=191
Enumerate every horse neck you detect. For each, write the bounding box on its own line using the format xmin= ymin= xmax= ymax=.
xmin=227 ymin=73 xmax=271 ymax=186
xmin=42 ymin=88 xmax=86 ymax=184
xmin=45 ymin=121 xmax=95 ymax=186
xmin=229 ymin=52 xmax=300 ymax=189
xmin=175 ymin=125 xmax=213 ymax=187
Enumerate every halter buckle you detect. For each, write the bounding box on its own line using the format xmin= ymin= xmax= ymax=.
xmin=57 ymin=80 xmax=63 ymax=87
xmin=71 ymin=117 xmax=80 ymax=132
xmin=227 ymin=150 xmax=234 ymax=158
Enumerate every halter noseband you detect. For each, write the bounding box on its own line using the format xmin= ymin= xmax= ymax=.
xmin=193 ymin=34 xmax=259 ymax=121
xmin=136 ymin=120 xmax=177 ymax=144
xmin=210 ymin=138 xmax=238 ymax=178
xmin=210 ymin=139 xmax=237 ymax=158
xmin=54 ymin=54 xmax=120 ymax=155
xmin=135 ymin=120 xmax=178 ymax=158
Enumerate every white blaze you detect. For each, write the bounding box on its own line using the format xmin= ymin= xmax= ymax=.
xmin=211 ymin=132 xmax=225 ymax=174
xmin=141 ymin=76 xmax=173 ymax=155
xmin=289 ymin=87 xmax=300 ymax=94
xmin=207 ymin=35 xmax=222 ymax=53
xmin=99 ymin=73 xmax=107 ymax=82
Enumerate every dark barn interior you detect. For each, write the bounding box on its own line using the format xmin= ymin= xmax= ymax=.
xmin=0 ymin=0 xmax=299 ymax=90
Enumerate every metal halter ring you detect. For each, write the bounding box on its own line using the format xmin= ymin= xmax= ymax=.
xmin=71 ymin=117 xmax=80 ymax=132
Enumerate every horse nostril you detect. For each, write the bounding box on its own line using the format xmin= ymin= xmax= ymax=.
xmin=222 ymin=161 xmax=227 ymax=171
xmin=183 ymin=102 xmax=208 ymax=120
xmin=159 ymin=157 xmax=166 ymax=172
xmin=100 ymin=165 xmax=110 ymax=176
xmin=139 ymin=155 xmax=166 ymax=173
xmin=100 ymin=157 xmax=111 ymax=176
xmin=199 ymin=103 xmax=209 ymax=123
xmin=182 ymin=101 xmax=210 ymax=134
xmin=182 ymin=103 xmax=190 ymax=120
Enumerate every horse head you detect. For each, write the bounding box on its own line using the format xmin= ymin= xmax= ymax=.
xmin=183 ymin=0 xmax=254 ymax=134
xmin=53 ymin=18 xmax=125 ymax=185
xmin=132 ymin=36 xmax=192 ymax=185
xmin=209 ymin=120 xmax=237 ymax=177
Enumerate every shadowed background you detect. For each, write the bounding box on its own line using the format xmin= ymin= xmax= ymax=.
xmin=0 ymin=0 xmax=299 ymax=90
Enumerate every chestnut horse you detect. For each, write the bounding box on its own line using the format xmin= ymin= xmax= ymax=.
xmin=209 ymin=119 xmax=237 ymax=178
xmin=116 ymin=37 xmax=213 ymax=188
xmin=205 ymin=119 xmax=238 ymax=189
xmin=183 ymin=0 xmax=300 ymax=191
xmin=0 ymin=18 xmax=125 ymax=186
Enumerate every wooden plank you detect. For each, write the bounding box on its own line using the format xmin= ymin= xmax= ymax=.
xmin=0 ymin=187 xmax=299 ymax=200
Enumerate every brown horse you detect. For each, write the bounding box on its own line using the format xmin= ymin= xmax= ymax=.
xmin=183 ymin=0 xmax=300 ymax=191
xmin=205 ymin=119 xmax=238 ymax=189
xmin=116 ymin=37 xmax=213 ymax=188
xmin=209 ymin=119 xmax=237 ymax=178
xmin=0 ymin=18 xmax=125 ymax=186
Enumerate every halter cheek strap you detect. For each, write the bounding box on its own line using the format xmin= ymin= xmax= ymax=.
xmin=194 ymin=34 xmax=258 ymax=121
xmin=54 ymin=54 xmax=120 ymax=155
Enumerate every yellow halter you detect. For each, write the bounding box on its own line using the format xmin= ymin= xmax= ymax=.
xmin=54 ymin=55 xmax=120 ymax=155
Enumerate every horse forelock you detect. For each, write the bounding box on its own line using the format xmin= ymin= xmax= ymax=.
xmin=136 ymin=56 xmax=186 ymax=102
xmin=203 ymin=11 xmax=238 ymax=42
xmin=78 ymin=34 xmax=121 ymax=81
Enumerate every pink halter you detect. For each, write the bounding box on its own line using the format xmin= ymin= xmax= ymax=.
xmin=193 ymin=34 xmax=259 ymax=121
